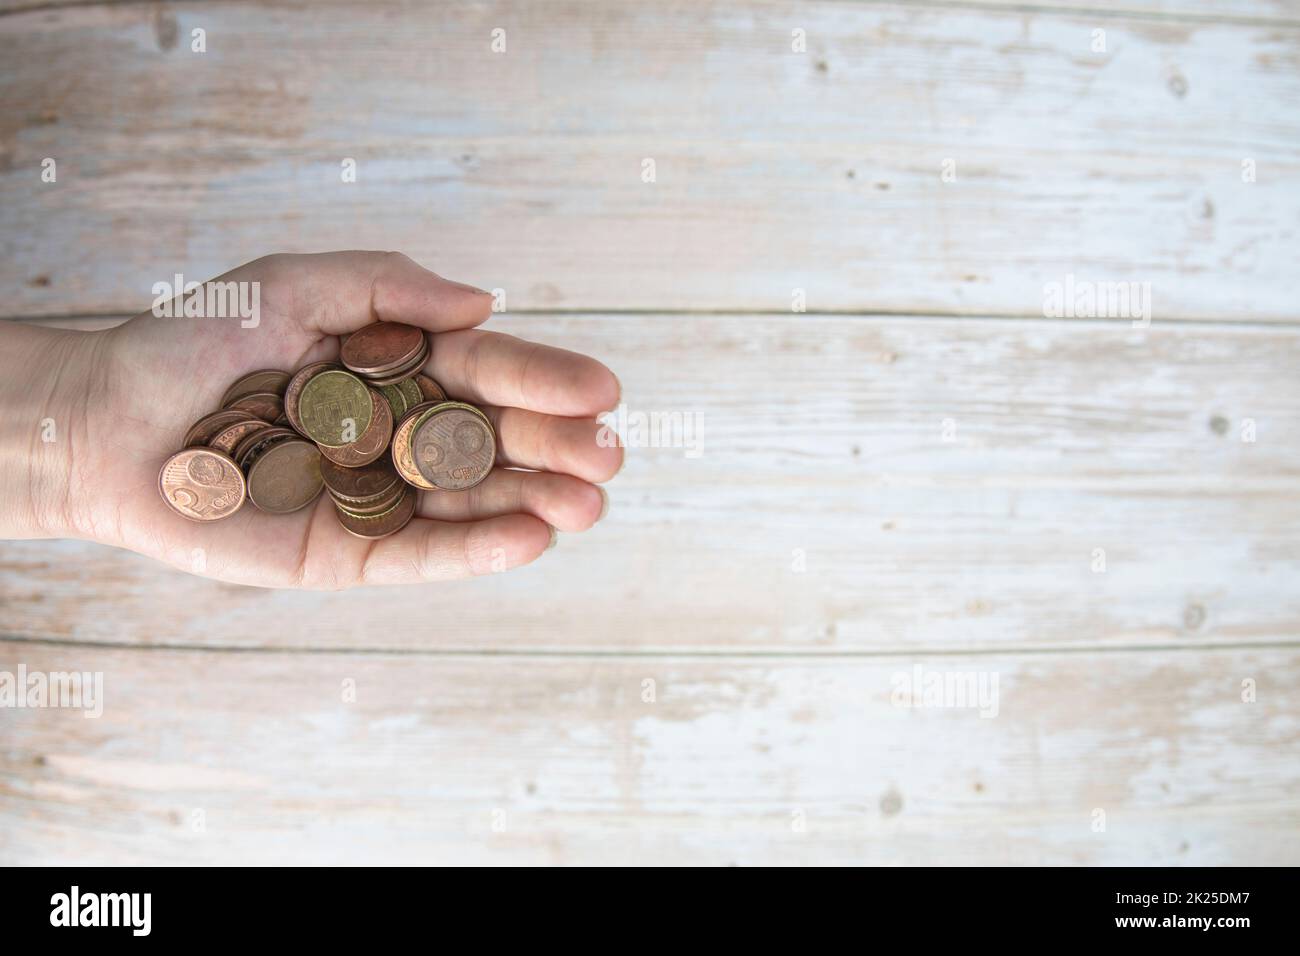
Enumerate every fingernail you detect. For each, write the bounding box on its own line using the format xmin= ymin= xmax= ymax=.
xmin=596 ymin=487 xmax=610 ymax=522
xmin=547 ymin=525 xmax=559 ymax=550
xmin=612 ymin=372 xmax=623 ymax=404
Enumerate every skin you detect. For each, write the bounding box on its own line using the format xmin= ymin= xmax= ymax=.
xmin=0 ymin=251 xmax=622 ymax=588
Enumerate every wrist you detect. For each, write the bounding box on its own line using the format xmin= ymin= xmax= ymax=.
xmin=0 ymin=321 xmax=116 ymax=539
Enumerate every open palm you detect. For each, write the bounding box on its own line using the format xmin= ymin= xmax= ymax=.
xmin=71 ymin=252 xmax=621 ymax=588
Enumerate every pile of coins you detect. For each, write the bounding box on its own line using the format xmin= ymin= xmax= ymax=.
xmin=157 ymin=323 xmax=498 ymax=538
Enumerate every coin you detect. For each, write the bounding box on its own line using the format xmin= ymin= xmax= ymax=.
xmin=332 ymin=484 xmax=407 ymax=516
xmin=390 ymin=402 xmax=439 ymax=490
xmin=233 ymin=426 xmax=298 ymax=471
xmin=228 ymin=424 xmax=276 ymax=465
xmin=318 ymin=387 xmax=393 ymax=467
xmin=209 ymin=417 xmax=273 ymax=455
xmin=298 ymin=370 xmax=374 ymax=446
xmin=225 ymin=391 xmax=285 ymax=422
xmin=284 ymin=361 xmax=340 ymax=435
xmin=246 ymin=439 xmax=324 ymax=514
xmin=319 ymin=455 xmax=401 ymax=504
xmin=165 ymin=351 xmax=498 ymax=531
xmin=412 ymin=405 xmax=496 ymax=490
xmin=329 ymin=469 xmax=407 ymax=515
xmin=398 ymin=377 xmax=424 ymax=409
xmin=413 ymin=399 xmax=492 ymax=433
xmin=158 ymin=448 xmax=246 ymax=521
xmin=334 ymin=486 xmax=417 ymax=539
xmin=361 ymin=336 xmax=429 ymax=386
xmin=414 ymin=374 xmax=447 ymax=403
xmin=220 ymin=369 xmax=291 ymax=408
xmin=341 ymin=324 xmax=426 ymax=375
xmin=183 ymin=409 xmax=257 ymax=448
xmin=378 ymin=384 xmax=408 ymax=420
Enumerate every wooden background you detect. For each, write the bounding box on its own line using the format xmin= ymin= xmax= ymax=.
xmin=2 ymin=0 xmax=1297 ymax=864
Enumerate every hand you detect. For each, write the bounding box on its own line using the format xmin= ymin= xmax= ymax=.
xmin=3 ymin=252 xmax=621 ymax=587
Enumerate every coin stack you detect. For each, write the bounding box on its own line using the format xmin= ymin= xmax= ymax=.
xmin=157 ymin=322 xmax=498 ymax=538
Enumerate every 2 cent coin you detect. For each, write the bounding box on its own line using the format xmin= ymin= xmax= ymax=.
xmin=412 ymin=405 xmax=496 ymax=490
xmin=158 ymin=448 xmax=246 ymax=521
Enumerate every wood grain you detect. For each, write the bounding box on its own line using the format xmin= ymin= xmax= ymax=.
xmin=1 ymin=0 xmax=1297 ymax=28
xmin=1 ymin=0 xmax=1297 ymax=319
xmin=1 ymin=641 xmax=1293 ymax=864
xmin=3 ymin=313 xmax=1297 ymax=653
xmin=2 ymin=0 xmax=1297 ymax=866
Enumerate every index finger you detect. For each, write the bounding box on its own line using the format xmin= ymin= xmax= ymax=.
xmin=273 ymin=251 xmax=494 ymax=336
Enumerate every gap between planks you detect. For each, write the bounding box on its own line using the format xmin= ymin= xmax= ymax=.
xmin=1 ymin=0 xmax=1297 ymax=29
xmin=8 ymin=311 xmax=1300 ymax=332
xmin=4 ymin=633 xmax=1297 ymax=659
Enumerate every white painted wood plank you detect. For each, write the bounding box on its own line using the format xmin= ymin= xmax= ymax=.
xmin=1 ymin=1 xmax=1297 ymax=319
xmin=2 ymin=1 xmax=1297 ymax=28
xmin=2 ymin=313 xmax=1296 ymax=652
xmin=940 ymin=0 xmax=1300 ymax=24
xmin=1 ymin=643 xmax=1293 ymax=864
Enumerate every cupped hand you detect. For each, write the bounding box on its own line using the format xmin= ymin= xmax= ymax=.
xmin=53 ymin=252 xmax=621 ymax=588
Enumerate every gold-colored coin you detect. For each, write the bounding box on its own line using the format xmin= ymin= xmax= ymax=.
xmin=397 ymin=378 xmax=423 ymax=411
xmin=379 ymin=384 xmax=408 ymax=419
xmin=297 ymin=370 xmax=373 ymax=447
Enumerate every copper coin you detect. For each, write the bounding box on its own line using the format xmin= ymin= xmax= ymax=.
xmin=412 ymin=405 xmax=496 ymax=490
xmin=414 ymin=374 xmax=445 ymax=403
xmin=319 ymin=455 xmax=401 ymax=504
xmin=417 ymin=399 xmax=492 ymax=432
xmin=225 ymin=391 xmax=285 ymax=422
xmin=360 ymin=336 xmax=429 ymax=386
xmin=246 ymin=439 xmax=324 ymax=514
xmin=390 ymin=402 xmax=440 ymax=490
xmin=334 ymin=487 xmax=417 ymax=539
xmin=341 ymin=323 xmax=426 ymax=375
xmin=220 ymin=369 xmax=291 ymax=408
xmin=158 ymin=448 xmax=246 ymax=521
xmin=233 ymin=426 xmax=298 ymax=471
xmin=208 ymin=417 xmax=272 ymax=455
xmin=317 ymin=387 xmax=393 ymax=467
xmin=228 ymin=425 xmax=276 ymax=466
xmin=330 ymin=475 xmax=406 ymax=516
xmin=331 ymin=486 xmax=406 ymax=516
xmin=183 ymin=409 xmax=255 ymax=447
xmin=284 ymin=361 xmax=340 ymax=435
